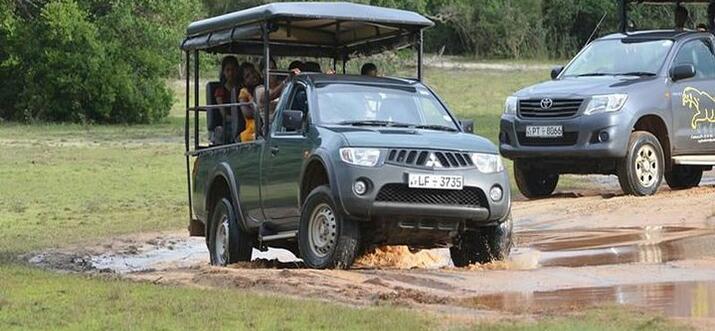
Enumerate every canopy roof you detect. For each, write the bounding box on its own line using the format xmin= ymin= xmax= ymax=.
xmin=181 ymin=2 xmax=434 ymax=58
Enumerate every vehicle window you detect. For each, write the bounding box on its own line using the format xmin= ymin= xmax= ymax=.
xmin=672 ymin=39 xmax=715 ymax=79
xmin=562 ymin=39 xmax=673 ymax=77
xmin=315 ymin=84 xmax=457 ymax=130
xmin=277 ymin=84 xmax=308 ymax=133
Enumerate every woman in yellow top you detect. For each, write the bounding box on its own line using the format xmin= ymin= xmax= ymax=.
xmin=238 ymin=62 xmax=261 ymax=142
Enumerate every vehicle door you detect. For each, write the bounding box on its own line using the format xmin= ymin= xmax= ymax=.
xmin=225 ymin=138 xmax=265 ymax=226
xmin=669 ymin=37 xmax=715 ymax=154
xmin=261 ymin=82 xmax=312 ymax=230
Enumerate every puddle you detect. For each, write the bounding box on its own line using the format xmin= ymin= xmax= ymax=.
xmin=462 ymin=281 xmax=715 ymax=318
xmin=514 ymin=226 xmax=715 ymax=268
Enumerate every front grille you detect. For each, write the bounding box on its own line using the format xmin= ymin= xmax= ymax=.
xmin=386 ymin=149 xmax=474 ymax=169
xmin=519 ymin=98 xmax=584 ymax=118
xmin=517 ymin=132 xmax=579 ymax=146
xmin=376 ymin=184 xmax=487 ymax=208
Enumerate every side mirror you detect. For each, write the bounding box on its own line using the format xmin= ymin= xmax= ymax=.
xmin=551 ymin=66 xmax=564 ymax=80
xmin=459 ymin=119 xmax=474 ymax=134
xmin=670 ymin=64 xmax=696 ymax=81
xmin=282 ymin=110 xmax=305 ymax=131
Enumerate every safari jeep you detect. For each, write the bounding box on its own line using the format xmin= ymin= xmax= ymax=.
xmin=180 ymin=3 xmax=512 ymax=269
xmin=500 ymin=29 xmax=715 ymax=198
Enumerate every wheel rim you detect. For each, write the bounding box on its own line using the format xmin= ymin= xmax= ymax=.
xmin=635 ymin=144 xmax=659 ymax=188
xmin=214 ymin=216 xmax=230 ymax=265
xmin=307 ymin=203 xmax=337 ymax=258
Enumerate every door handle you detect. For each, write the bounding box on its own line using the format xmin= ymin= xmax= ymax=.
xmin=270 ymin=146 xmax=280 ymax=156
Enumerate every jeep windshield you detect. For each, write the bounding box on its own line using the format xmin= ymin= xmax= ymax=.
xmin=561 ymin=38 xmax=674 ymax=77
xmin=315 ymin=83 xmax=458 ymax=131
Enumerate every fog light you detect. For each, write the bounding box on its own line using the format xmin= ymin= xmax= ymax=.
xmin=598 ymin=131 xmax=610 ymax=143
xmin=353 ymin=180 xmax=367 ymax=195
xmin=489 ymin=186 xmax=503 ymax=202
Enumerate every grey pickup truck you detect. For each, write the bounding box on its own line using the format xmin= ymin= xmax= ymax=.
xmin=192 ymin=74 xmax=512 ymax=269
xmin=500 ymin=30 xmax=715 ymax=198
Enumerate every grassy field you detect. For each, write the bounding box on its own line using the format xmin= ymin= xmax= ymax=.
xmin=0 ymin=67 xmax=689 ymax=330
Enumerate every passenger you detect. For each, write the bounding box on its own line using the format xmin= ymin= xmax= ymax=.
xmin=238 ymin=62 xmax=261 ymax=142
xmin=213 ymin=56 xmax=242 ymax=145
xmin=675 ymin=4 xmax=689 ymax=31
xmin=697 ymin=23 xmax=708 ymax=32
xmin=361 ymin=63 xmax=378 ymax=77
xmin=288 ymin=60 xmax=304 ymax=71
xmin=255 ymin=57 xmax=301 ymax=121
xmin=304 ymin=61 xmax=321 ymax=72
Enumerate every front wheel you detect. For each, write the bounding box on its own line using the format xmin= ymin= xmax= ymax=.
xmin=514 ymin=160 xmax=559 ymax=199
xmin=208 ymin=198 xmax=253 ymax=266
xmin=298 ymin=185 xmax=360 ymax=269
xmin=450 ymin=214 xmax=513 ymax=267
xmin=665 ymin=165 xmax=703 ymax=190
xmin=617 ymin=131 xmax=664 ymax=196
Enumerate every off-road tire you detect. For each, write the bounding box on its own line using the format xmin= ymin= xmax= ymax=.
xmin=298 ymin=185 xmax=360 ymax=269
xmin=514 ymin=160 xmax=559 ymax=199
xmin=208 ymin=198 xmax=252 ymax=266
xmin=617 ymin=131 xmax=664 ymax=196
xmin=450 ymin=213 xmax=513 ymax=267
xmin=665 ymin=165 xmax=703 ymax=190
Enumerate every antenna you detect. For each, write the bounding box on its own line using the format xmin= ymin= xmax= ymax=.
xmin=586 ymin=12 xmax=608 ymax=47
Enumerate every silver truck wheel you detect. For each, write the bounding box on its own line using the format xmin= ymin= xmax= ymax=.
xmin=617 ymin=131 xmax=664 ymax=196
xmin=208 ymin=198 xmax=252 ymax=266
xmin=298 ymin=185 xmax=360 ymax=269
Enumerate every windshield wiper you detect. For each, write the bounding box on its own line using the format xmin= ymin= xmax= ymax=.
xmin=338 ymin=120 xmax=411 ymax=128
xmin=574 ymin=73 xmax=612 ymax=77
xmin=413 ymin=124 xmax=458 ymax=132
xmin=615 ymin=71 xmax=656 ymax=77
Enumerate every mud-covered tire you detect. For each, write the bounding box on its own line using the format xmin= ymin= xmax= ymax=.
xmin=617 ymin=131 xmax=664 ymax=196
xmin=450 ymin=213 xmax=513 ymax=267
xmin=514 ymin=160 xmax=559 ymax=199
xmin=208 ymin=198 xmax=252 ymax=266
xmin=298 ymin=185 xmax=360 ymax=269
xmin=665 ymin=165 xmax=703 ymax=190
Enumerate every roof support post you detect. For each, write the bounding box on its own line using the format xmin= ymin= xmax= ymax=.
xmin=184 ymin=51 xmax=194 ymax=222
xmin=619 ymin=0 xmax=628 ymax=33
xmin=194 ymin=50 xmax=200 ymax=150
xmin=417 ymin=30 xmax=424 ymax=82
xmin=263 ymin=23 xmax=271 ymax=139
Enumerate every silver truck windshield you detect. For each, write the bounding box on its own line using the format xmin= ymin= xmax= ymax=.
xmin=315 ymin=83 xmax=458 ymax=131
xmin=562 ymin=39 xmax=674 ymax=77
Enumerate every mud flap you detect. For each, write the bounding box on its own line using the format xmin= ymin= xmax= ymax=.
xmin=188 ymin=219 xmax=205 ymax=237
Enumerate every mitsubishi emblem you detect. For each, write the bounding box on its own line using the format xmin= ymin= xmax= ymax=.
xmin=424 ymin=153 xmax=443 ymax=168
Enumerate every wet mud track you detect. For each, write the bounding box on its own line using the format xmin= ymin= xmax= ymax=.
xmin=27 ymin=175 xmax=715 ymax=321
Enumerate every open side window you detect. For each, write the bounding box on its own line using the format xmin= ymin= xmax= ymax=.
xmin=275 ymin=84 xmax=309 ymax=134
xmin=673 ymin=38 xmax=715 ymax=79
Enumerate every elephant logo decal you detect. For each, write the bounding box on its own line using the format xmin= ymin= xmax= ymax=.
xmin=682 ymin=87 xmax=715 ymax=129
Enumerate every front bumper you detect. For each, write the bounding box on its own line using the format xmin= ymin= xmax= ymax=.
xmin=499 ymin=112 xmax=630 ymax=159
xmin=332 ymin=162 xmax=510 ymax=225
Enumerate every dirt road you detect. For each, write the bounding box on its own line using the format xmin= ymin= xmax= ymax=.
xmin=28 ymin=172 xmax=715 ymax=323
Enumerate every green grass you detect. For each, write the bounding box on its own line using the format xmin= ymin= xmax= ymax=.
xmin=0 ymin=66 xmax=685 ymax=330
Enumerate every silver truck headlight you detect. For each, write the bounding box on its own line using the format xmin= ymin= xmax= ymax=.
xmin=340 ymin=148 xmax=381 ymax=167
xmin=471 ymin=153 xmax=504 ymax=173
xmin=584 ymin=94 xmax=628 ymax=115
xmin=504 ymin=96 xmax=517 ymax=114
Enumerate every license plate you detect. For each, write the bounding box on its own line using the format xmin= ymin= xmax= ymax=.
xmin=408 ymin=174 xmax=463 ymax=190
xmin=526 ymin=125 xmax=563 ymax=138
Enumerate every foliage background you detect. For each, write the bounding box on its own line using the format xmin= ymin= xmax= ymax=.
xmin=0 ymin=0 xmax=704 ymax=123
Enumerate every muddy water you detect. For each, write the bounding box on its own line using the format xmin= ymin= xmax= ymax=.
xmin=463 ymin=281 xmax=715 ymax=318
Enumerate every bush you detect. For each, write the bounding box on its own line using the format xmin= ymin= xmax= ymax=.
xmin=1 ymin=0 xmax=200 ymax=124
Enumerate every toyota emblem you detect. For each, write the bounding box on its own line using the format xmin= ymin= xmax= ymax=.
xmin=540 ymin=98 xmax=553 ymax=110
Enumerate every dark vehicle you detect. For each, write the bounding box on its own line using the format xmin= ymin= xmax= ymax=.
xmin=181 ymin=3 xmax=512 ymax=269
xmin=500 ymin=0 xmax=715 ymax=198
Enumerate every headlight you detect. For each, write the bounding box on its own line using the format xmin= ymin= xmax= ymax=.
xmin=340 ymin=148 xmax=381 ymax=167
xmin=504 ymin=96 xmax=517 ymax=114
xmin=471 ymin=153 xmax=504 ymax=173
xmin=584 ymin=94 xmax=628 ymax=115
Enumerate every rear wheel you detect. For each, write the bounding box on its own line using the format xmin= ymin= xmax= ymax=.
xmin=514 ymin=160 xmax=559 ymax=199
xmin=617 ymin=131 xmax=664 ymax=196
xmin=298 ymin=185 xmax=360 ymax=269
xmin=665 ymin=165 xmax=703 ymax=190
xmin=450 ymin=214 xmax=513 ymax=267
xmin=208 ymin=198 xmax=252 ymax=266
